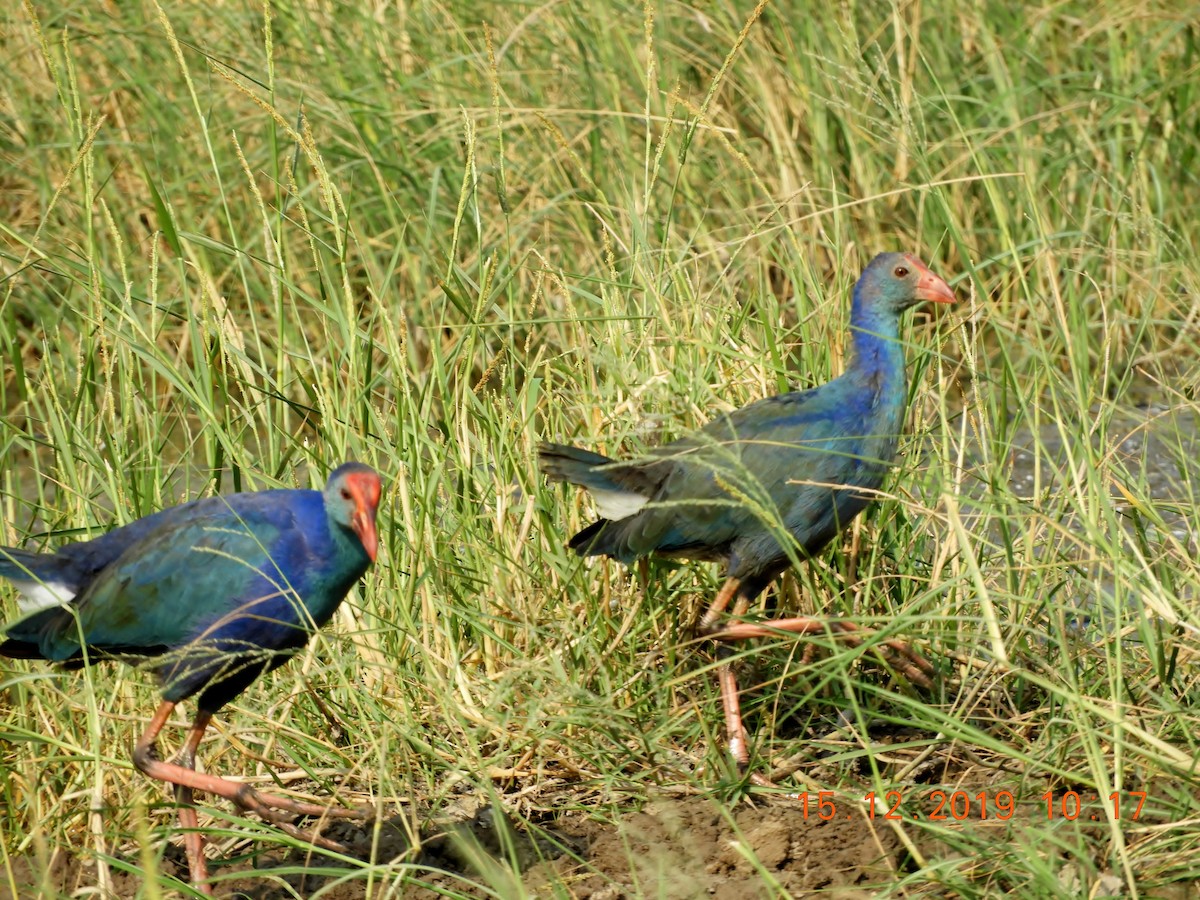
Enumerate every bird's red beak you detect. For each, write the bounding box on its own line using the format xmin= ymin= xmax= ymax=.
xmin=346 ymin=472 xmax=382 ymax=563
xmin=911 ymin=257 xmax=957 ymax=305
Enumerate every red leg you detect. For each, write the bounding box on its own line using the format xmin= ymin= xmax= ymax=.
xmin=172 ymin=709 xmax=213 ymax=894
xmin=708 ymin=590 xmax=784 ymax=788
xmin=133 ymin=701 xmax=365 ymax=872
xmin=716 ymin=646 xmax=750 ymax=767
xmin=701 ymin=580 xmax=758 ymax=770
xmin=699 ymin=578 xmax=740 ymax=631
xmin=695 ymin=579 xmax=935 ymax=787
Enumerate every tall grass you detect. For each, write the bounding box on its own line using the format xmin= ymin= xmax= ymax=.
xmin=2 ymin=1 xmax=1198 ymax=897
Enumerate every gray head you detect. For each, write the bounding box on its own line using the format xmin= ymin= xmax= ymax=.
xmin=853 ymin=252 xmax=956 ymax=317
xmin=324 ymin=462 xmax=383 ymax=562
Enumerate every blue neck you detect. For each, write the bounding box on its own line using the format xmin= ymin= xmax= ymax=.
xmin=847 ymin=283 xmax=907 ymax=390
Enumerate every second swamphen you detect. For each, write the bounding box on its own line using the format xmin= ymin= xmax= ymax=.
xmin=0 ymin=462 xmax=382 ymax=893
xmin=541 ymin=252 xmax=955 ymax=782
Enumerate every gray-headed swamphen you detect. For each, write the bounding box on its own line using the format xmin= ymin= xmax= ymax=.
xmin=540 ymin=252 xmax=955 ymax=784
xmin=0 ymin=462 xmax=382 ymax=892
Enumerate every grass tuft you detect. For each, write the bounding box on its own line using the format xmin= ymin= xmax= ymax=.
xmin=2 ymin=1 xmax=1199 ymax=896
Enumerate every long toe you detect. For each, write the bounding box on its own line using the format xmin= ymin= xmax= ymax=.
xmin=828 ymin=621 xmax=935 ymax=688
xmin=230 ymin=782 xmax=368 ymax=819
xmin=746 ymin=771 xmax=809 ymax=801
xmin=229 ymin=783 xmax=364 ymax=853
xmin=885 ymin=640 xmax=936 ymax=687
xmin=233 ymin=796 xmax=353 ymax=854
xmin=273 ymin=819 xmax=354 ymax=855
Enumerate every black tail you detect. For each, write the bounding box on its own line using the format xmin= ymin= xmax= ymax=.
xmin=0 ymin=638 xmax=46 ymax=660
xmin=1 ymin=605 xmax=74 ymax=663
xmin=538 ymin=443 xmax=616 ymax=486
xmin=566 ymin=519 xmax=611 ymax=554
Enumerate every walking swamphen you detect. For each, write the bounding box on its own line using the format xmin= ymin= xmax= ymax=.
xmin=540 ymin=252 xmax=955 ymax=783
xmin=0 ymin=462 xmax=382 ymax=893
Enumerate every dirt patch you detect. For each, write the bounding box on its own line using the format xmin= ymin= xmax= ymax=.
xmin=520 ymin=796 xmax=904 ymax=900
xmin=201 ymin=794 xmax=907 ymax=899
xmin=3 ymin=774 xmax=1172 ymax=898
xmin=0 ymin=794 xmax=907 ymax=899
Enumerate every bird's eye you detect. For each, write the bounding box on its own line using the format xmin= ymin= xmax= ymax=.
xmin=894 ymin=265 xmax=909 ymax=278
xmin=341 ymin=488 xmax=352 ymax=500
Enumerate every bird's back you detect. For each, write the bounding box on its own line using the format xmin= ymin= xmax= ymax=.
xmin=1 ymin=494 xmax=276 ymax=603
xmin=556 ymin=368 xmax=907 ymax=585
xmin=0 ymin=488 xmax=366 ymax=701
xmin=543 ymin=250 xmax=953 ymax=600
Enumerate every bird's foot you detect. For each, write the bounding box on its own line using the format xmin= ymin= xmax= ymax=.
xmin=728 ymin=763 xmax=805 ymax=800
xmin=823 ymin=620 xmax=935 ymax=689
xmin=748 ymin=771 xmax=803 ymax=797
xmin=230 ymin=784 xmax=371 ymax=820
xmin=229 ymin=785 xmax=360 ymax=853
xmin=706 ymin=616 xmax=935 ymax=689
xmin=270 ymin=818 xmax=351 ymax=855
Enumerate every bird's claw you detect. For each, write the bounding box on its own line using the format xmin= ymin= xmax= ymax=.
xmin=228 ymin=784 xmax=359 ymax=853
xmin=824 ymin=620 xmax=935 ymax=689
xmin=708 ymin=616 xmax=935 ymax=689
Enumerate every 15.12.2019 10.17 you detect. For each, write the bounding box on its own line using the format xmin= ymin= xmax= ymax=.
xmin=790 ymin=789 xmax=1147 ymax=822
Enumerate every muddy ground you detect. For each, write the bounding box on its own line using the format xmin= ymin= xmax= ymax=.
xmin=5 ymin=769 xmax=1177 ymax=900
xmin=0 ymin=793 xmax=926 ymax=899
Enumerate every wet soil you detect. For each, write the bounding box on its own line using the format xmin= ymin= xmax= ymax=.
xmin=0 ymin=794 xmax=910 ymax=899
xmin=0 ymin=774 xmax=1145 ymax=900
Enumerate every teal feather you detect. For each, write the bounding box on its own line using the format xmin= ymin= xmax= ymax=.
xmin=540 ymin=252 xmax=955 ymax=599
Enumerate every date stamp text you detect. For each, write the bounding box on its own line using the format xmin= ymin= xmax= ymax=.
xmin=790 ymin=790 xmax=1147 ymax=822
